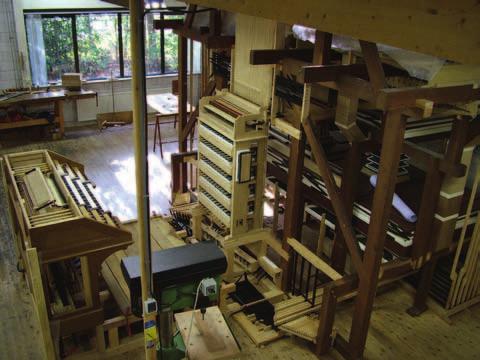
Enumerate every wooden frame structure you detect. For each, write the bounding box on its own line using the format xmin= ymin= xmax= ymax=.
xmin=2 ymin=150 xmax=132 ymax=358
xmin=254 ymin=36 xmax=480 ymax=358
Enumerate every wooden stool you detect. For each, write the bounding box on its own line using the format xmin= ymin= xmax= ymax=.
xmin=153 ymin=114 xmax=177 ymax=158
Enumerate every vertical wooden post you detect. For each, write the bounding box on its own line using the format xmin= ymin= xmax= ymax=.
xmin=359 ymin=41 xmax=386 ymax=89
xmin=315 ymin=285 xmax=337 ymax=355
xmin=316 ymin=213 xmax=326 ymax=257
xmin=281 ymin=31 xmax=332 ymax=291
xmin=26 ymin=248 xmax=56 ymax=360
xmin=331 ymin=141 xmax=363 ymax=272
xmin=281 ymin=134 xmax=306 ymax=291
xmin=408 ymin=117 xmax=470 ymax=315
xmin=130 ymin=1 xmax=156 ymax=358
xmin=349 ymin=110 xmax=406 ymax=359
xmin=55 ymin=100 xmax=65 ymax=138
xmin=178 ymin=35 xmax=188 ymax=192
xmin=272 ymin=183 xmax=280 ymax=235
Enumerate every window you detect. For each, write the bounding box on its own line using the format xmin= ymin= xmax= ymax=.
xmin=25 ymin=10 xmax=197 ymax=86
xmin=163 ymin=15 xmax=181 ymax=73
xmin=145 ymin=14 xmax=162 ymax=75
xmin=26 ymin=15 xmax=75 ymax=84
xmin=121 ymin=14 xmax=132 ymax=77
xmin=76 ymin=14 xmax=120 ymax=79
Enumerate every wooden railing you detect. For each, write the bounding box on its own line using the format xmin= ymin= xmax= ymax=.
xmin=287 ymin=237 xmax=342 ymax=306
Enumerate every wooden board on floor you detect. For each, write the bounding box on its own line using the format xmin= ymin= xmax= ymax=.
xmin=175 ymin=306 xmax=240 ymax=360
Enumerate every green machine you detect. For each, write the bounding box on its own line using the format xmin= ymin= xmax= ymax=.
xmin=121 ymin=241 xmax=228 ymax=360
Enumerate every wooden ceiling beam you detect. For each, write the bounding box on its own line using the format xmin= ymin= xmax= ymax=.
xmin=185 ymin=0 xmax=480 ymax=64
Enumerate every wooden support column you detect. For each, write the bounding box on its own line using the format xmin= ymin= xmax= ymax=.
xmin=281 ymin=31 xmax=332 ymax=291
xmin=281 ymin=132 xmax=306 ymax=290
xmin=303 ymin=116 xmax=365 ymax=279
xmin=408 ymin=116 xmax=470 ymax=315
xmin=331 ymin=141 xmax=363 ymax=272
xmin=349 ymin=109 xmax=406 ymax=359
xmin=178 ymin=35 xmax=188 ymax=192
xmin=313 ymin=31 xmax=332 ymax=65
xmin=315 ymin=285 xmax=337 ymax=355
xmin=411 ymin=158 xmax=443 ymax=266
xmin=359 ymin=41 xmax=386 ymax=89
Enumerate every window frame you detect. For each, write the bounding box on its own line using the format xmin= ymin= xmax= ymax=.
xmin=24 ymin=9 xmax=182 ymax=84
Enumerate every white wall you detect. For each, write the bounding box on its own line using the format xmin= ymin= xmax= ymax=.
xmin=71 ymin=74 xmax=200 ymax=124
xmin=0 ymin=0 xmax=22 ymax=89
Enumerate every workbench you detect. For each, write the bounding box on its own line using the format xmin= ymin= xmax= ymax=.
xmin=0 ymin=89 xmax=97 ymax=138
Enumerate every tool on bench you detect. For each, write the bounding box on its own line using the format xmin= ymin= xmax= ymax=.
xmin=121 ymin=241 xmax=228 ymax=360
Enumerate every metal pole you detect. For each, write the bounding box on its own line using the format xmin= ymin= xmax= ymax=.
xmin=129 ymin=0 xmax=156 ymax=358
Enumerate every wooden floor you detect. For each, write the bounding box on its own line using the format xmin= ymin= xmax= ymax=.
xmin=1 ymin=124 xmax=480 ymax=359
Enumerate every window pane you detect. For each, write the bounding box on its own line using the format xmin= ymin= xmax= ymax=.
xmin=26 ymin=15 xmax=75 ymax=85
xmin=121 ymin=14 xmax=132 ymax=77
xmin=164 ymin=16 xmax=179 ymax=74
xmin=76 ymin=14 xmax=120 ymax=80
xmin=145 ymin=14 xmax=161 ymax=75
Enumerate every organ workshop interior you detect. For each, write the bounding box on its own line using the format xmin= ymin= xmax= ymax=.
xmin=0 ymin=1 xmax=479 ymax=359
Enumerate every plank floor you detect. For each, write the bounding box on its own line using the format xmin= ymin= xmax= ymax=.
xmin=1 ymin=124 xmax=479 ymax=359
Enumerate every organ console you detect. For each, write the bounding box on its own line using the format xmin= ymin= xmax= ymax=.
xmin=194 ymin=89 xmax=282 ymax=282
xmin=2 ymin=150 xmax=132 ymax=337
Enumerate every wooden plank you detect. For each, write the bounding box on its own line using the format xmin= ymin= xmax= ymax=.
xmin=302 ymin=116 xmax=365 ymax=279
xmin=331 ymin=141 xmax=364 ymax=272
xmin=281 ymin=133 xmax=306 ymax=290
xmin=185 ymin=0 xmax=480 ymax=64
xmin=359 ymin=41 xmax=386 ymax=89
xmin=193 ymin=312 xmax=225 ymax=352
xmin=315 ymin=286 xmax=337 ymax=355
xmin=349 ymin=109 xmax=407 ymax=358
xmin=108 ymin=328 xmax=120 ymax=348
xmin=303 ymin=64 xmax=368 ymax=83
xmin=175 ymin=307 xmax=240 ymax=360
xmin=272 ymin=117 xmax=301 ymax=139
xmin=232 ymin=312 xmax=283 ymax=346
xmin=178 ymin=34 xmax=189 ymax=192
xmin=312 ymin=31 xmax=332 ymax=65
xmin=232 ymin=14 xmax=279 ymax=108
xmin=26 ymin=248 xmax=56 ymax=360
xmin=287 ymin=237 xmax=342 ymax=280
xmin=376 ymin=85 xmax=480 ymax=110
xmin=250 ymin=48 xmax=317 ymax=64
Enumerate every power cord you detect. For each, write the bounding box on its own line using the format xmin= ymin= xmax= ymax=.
xmin=185 ymin=279 xmax=207 ymax=357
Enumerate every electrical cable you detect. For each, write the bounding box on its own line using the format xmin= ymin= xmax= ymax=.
xmin=185 ymin=279 xmax=206 ymax=357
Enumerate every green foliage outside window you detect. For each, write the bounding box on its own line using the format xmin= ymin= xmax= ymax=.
xmin=77 ymin=14 xmax=120 ymax=79
xmin=28 ymin=11 xmax=187 ymax=84
xmin=41 ymin=17 xmax=75 ymax=82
